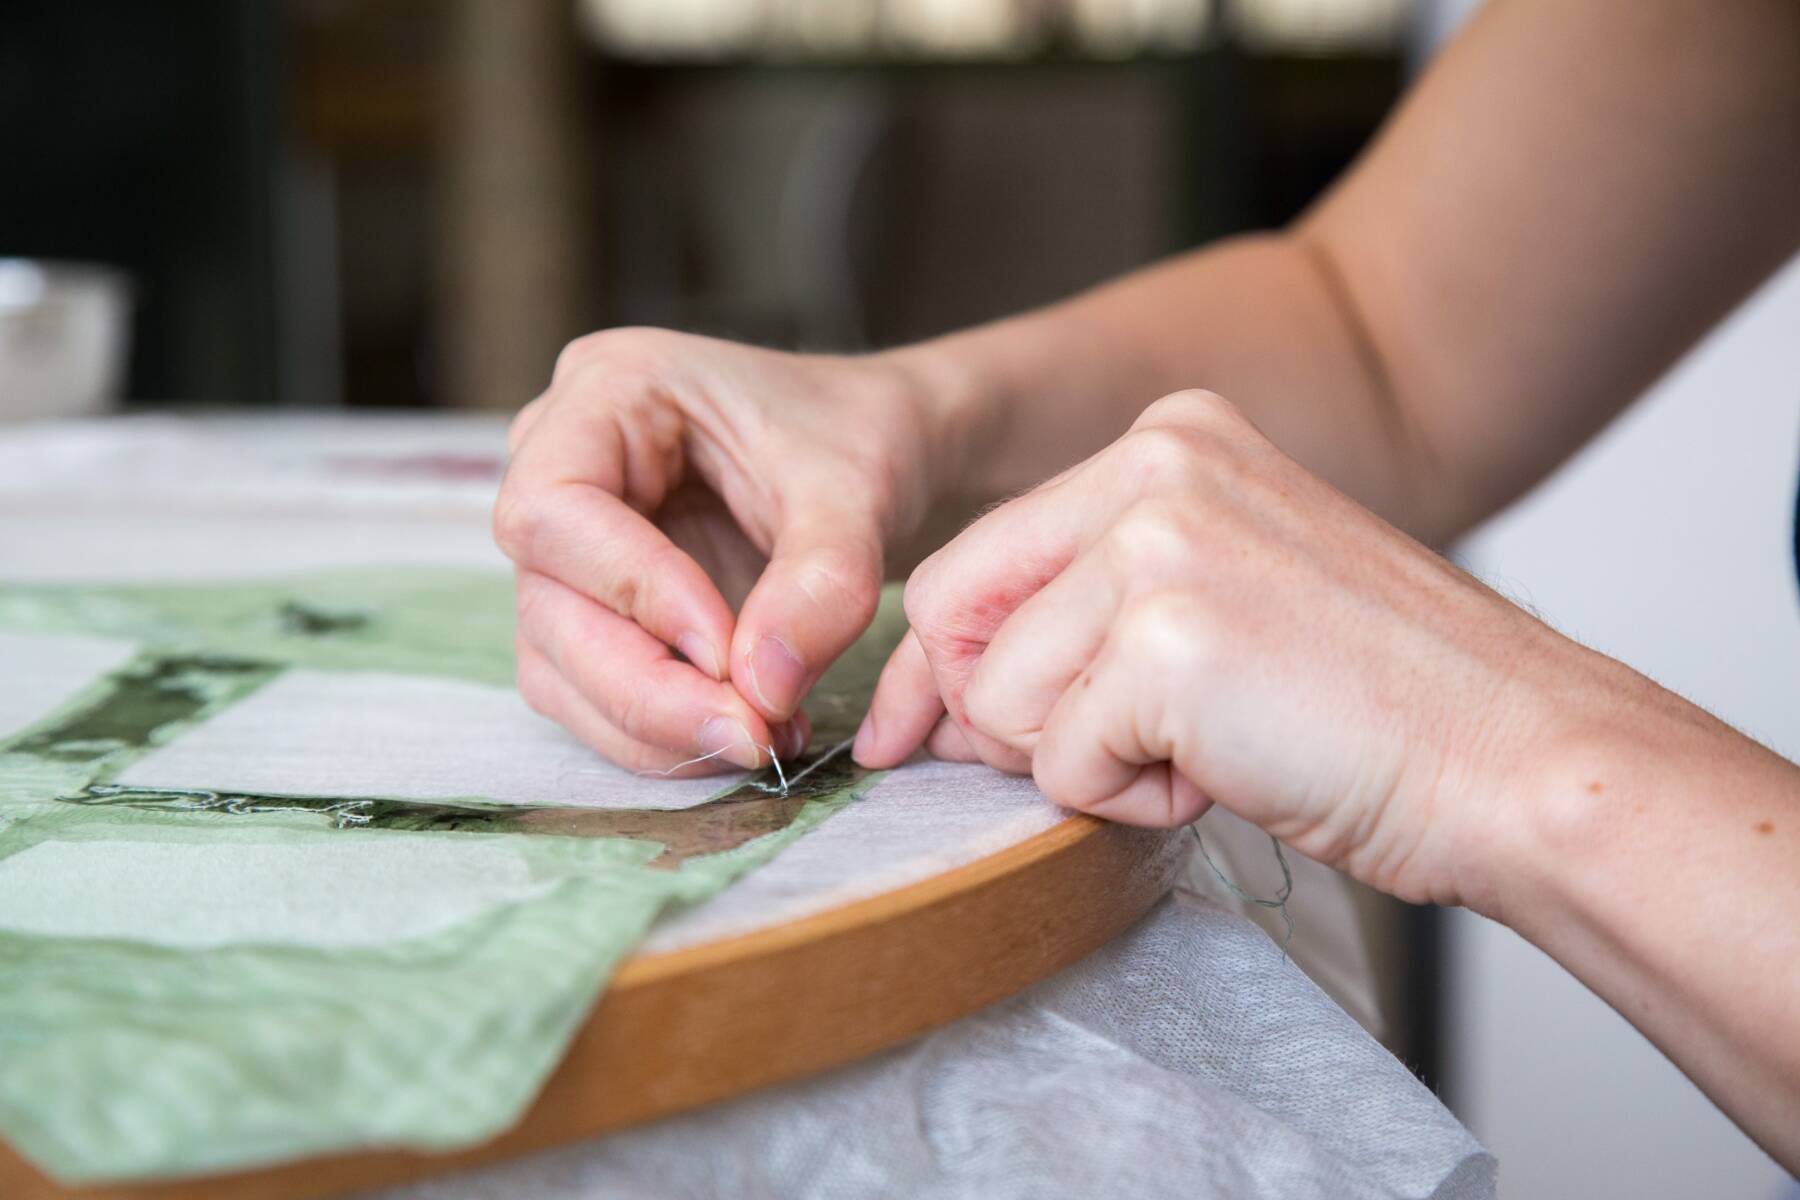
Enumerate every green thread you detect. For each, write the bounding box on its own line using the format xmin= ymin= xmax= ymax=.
xmin=1190 ymin=822 xmax=1295 ymax=956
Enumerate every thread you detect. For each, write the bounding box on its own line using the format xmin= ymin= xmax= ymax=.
xmin=1190 ymin=822 xmax=1295 ymax=957
xmin=632 ymin=743 xmax=766 ymax=778
xmin=633 ymin=735 xmax=856 ymax=798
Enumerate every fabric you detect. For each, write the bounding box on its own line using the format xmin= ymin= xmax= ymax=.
xmin=0 ymin=569 xmax=888 ymax=1183
xmin=368 ymin=893 xmax=1495 ymax=1200
xmin=1 ymin=416 xmax=1489 ymax=1197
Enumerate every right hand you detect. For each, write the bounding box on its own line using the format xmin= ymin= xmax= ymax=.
xmin=495 ymin=327 xmax=963 ymax=773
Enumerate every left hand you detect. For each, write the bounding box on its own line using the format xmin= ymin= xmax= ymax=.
xmin=854 ymin=389 xmax=1601 ymax=908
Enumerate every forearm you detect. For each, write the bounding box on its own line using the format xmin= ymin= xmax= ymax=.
xmin=884 ymin=232 xmax=1449 ymax=549
xmin=884 ymin=0 xmax=1800 ymax=569
xmin=1486 ymin=660 xmax=1800 ymax=1169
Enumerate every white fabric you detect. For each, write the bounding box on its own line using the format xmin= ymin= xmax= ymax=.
xmin=370 ymin=894 xmax=1494 ymax=1200
xmin=0 ymin=837 xmax=557 ymax=949
xmin=0 ymin=630 xmax=137 ymax=737
xmin=119 ymin=669 xmax=731 ymax=811
xmin=644 ymin=758 xmax=1063 ymax=953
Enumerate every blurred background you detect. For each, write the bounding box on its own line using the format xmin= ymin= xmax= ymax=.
xmin=2 ymin=1 xmax=1795 ymax=1194
xmin=0 ymin=0 xmax=1414 ymax=414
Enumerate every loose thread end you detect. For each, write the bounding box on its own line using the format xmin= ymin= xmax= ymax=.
xmin=635 ymin=734 xmax=858 ymax=799
xmin=1190 ymin=822 xmax=1296 ymax=960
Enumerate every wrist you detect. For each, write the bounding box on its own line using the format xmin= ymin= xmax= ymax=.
xmin=868 ymin=337 xmax=1007 ymax=516
xmin=1461 ymin=645 xmax=1729 ymax=930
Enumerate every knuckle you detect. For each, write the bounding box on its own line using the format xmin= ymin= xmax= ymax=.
xmin=1106 ymin=500 xmax=1194 ymax=572
xmin=515 ymin=655 xmax=555 ymax=719
xmin=608 ymin=685 xmax=648 ymax=739
xmin=554 ymin=326 xmax=678 ymax=384
xmin=1139 ymin=388 xmax=1239 ymax=430
xmin=901 ymin=555 xmax=944 ymax=631
xmin=1031 ymin=758 xmax=1082 ymax=812
xmin=604 ymin=568 xmax=642 ymax=624
xmin=491 ymin=488 xmax=544 ymax=560
xmin=551 ymin=332 xmax=607 ymax=381
xmin=960 ymin=669 xmax=1001 ymax=735
xmin=507 ymin=397 xmax=544 ymax=452
xmin=1119 ymin=591 xmax=1213 ymax=671
xmin=513 ymin=571 xmax=553 ymax=632
xmin=798 ymin=543 xmax=881 ymax=623
xmin=1115 ymin=424 xmax=1210 ymax=492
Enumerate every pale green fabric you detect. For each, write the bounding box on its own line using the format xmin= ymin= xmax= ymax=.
xmin=0 ymin=570 xmax=887 ymax=1183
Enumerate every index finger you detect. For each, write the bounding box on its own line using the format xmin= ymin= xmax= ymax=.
xmin=496 ymin=397 xmax=737 ymax=681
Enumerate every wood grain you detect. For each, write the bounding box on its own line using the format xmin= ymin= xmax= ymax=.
xmin=2 ymin=815 xmax=1183 ymax=1200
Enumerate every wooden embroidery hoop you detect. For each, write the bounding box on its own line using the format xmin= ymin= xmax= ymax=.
xmin=2 ymin=815 xmax=1182 ymax=1200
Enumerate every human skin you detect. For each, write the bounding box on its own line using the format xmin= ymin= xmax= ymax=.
xmin=856 ymin=390 xmax=1800 ymax=1168
xmin=495 ymin=0 xmax=1800 ymax=1162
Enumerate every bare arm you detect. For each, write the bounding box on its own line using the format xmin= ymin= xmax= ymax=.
xmin=894 ymin=0 xmax=1800 ymax=548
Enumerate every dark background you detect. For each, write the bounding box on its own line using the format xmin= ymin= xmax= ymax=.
xmin=0 ymin=0 xmax=1407 ymax=410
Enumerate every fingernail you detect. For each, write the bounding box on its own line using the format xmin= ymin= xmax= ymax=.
xmin=855 ymin=707 xmax=881 ymax=762
xmin=697 ymin=716 xmax=761 ymax=770
xmin=747 ymin=635 xmax=806 ymax=717
xmin=677 ymin=632 xmax=722 ymax=680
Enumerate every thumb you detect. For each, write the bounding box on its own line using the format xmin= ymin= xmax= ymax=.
xmin=730 ymin=511 xmax=884 ymax=725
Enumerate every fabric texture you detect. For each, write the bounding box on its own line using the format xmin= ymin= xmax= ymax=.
xmin=0 ymin=570 xmax=886 ymax=1183
xmin=0 ymin=416 xmax=1492 ymax=1196
xmin=369 ymin=893 xmax=1495 ymax=1200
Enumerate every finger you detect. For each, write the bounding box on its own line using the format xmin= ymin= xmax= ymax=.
xmin=853 ymin=630 xmax=943 ymax=768
xmin=1031 ymin=634 xmax=1210 ymax=828
xmin=517 ymin=571 xmax=775 ymax=769
xmin=519 ymin=637 xmax=805 ymax=773
xmin=731 ymin=510 xmax=884 ymax=723
xmin=517 ymin=638 xmax=731 ymax=776
xmin=897 ymin=485 xmax=1093 ymax=771
xmin=924 ymin=717 xmax=981 ymax=763
xmin=901 ymin=484 xmax=1086 ymax=717
xmin=497 ymin=394 xmax=735 ymax=681
xmin=779 ymin=710 xmax=813 ymax=760
xmin=959 ymin=540 xmax=1128 ymax=756
xmin=497 ymin=482 xmax=737 ymax=682
xmin=507 ymin=393 xmax=550 ymax=454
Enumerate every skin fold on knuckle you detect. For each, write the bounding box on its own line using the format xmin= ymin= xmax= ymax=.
xmin=794 ymin=540 xmax=882 ymax=627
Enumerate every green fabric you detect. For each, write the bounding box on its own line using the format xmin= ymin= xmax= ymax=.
xmin=0 ymin=570 xmax=894 ymax=1183
xmin=0 ymin=568 xmax=518 ymax=687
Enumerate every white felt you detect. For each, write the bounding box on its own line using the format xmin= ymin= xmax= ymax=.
xmin=0 ymin=837 xmax=554 ymax=949
xmin=0 ymin=630 xmax=138 ymax=741
xmin=118 ymin=669 xmax=726 ymax=811
xmin=642 ymin=758 xmax=1063 ymax=953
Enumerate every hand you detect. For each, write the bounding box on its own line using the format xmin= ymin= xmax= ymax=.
xmin=496 ymin=327 xmax=961 ymax=773
xmin=855 ymin=389 xmax=1603 ymax=907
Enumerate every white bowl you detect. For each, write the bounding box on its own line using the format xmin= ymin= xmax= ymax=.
xmin=0 ymin=259 xmax=133 ymax=421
